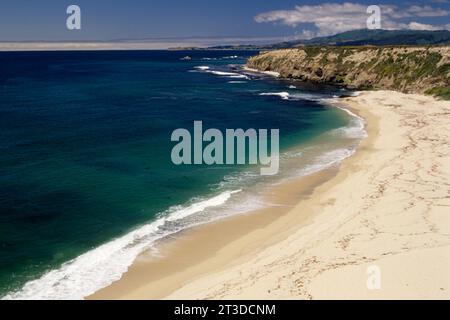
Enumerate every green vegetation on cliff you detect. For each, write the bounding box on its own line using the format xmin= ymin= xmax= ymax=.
xmin=426 ymin=86 xmax=450 ymax=100
xmin=247 ymin=46 xmax=450 ymax=99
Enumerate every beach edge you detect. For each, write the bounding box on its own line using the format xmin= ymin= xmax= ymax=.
xmin=90 ymin=90 xmax=450 ymax=300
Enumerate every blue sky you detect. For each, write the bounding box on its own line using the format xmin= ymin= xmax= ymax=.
xmin=1 ymin=0 xmax=449 ymax=41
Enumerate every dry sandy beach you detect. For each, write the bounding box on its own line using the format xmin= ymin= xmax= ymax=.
xmin=91 ymin=90 xmax=450 ymax=300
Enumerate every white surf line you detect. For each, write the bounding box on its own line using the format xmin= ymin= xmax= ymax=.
xmin=2 ymin=189 xmax=242 ymax=300
xmin=242 ymin=66 xmax=280 ymax=78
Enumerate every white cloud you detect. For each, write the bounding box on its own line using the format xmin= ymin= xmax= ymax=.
xmin=406 ymin=5 xmax=449 ymax=17
xmin=408 ymin=22 xmax=442 ymax=31
xmin=254 ymin=2 xmax=450 ymax=38
xmin=255 ymin=3 xmax=371 ymax=36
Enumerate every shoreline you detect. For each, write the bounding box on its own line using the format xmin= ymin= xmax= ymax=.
xmin=89 ymin=166 xmax=342 ymax=299
xmin=91 ymin=90 xmax=450 ymax=299
xmin=88 ymin=93 xmax=372 ymax=300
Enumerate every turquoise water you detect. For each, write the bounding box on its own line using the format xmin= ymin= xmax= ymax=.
xmin=0 ymin=50 xmax=358 ymax=299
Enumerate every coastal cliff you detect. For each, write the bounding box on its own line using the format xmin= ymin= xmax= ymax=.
xmin=247 ymin=46 xmax=450 ymax=99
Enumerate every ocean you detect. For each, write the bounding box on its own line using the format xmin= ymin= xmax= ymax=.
xmin=0 ymin=50 xmax=365 ymax=299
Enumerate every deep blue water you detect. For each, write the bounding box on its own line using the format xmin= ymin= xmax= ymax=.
xmin=0 ymin=50 xmax=352 ymax=298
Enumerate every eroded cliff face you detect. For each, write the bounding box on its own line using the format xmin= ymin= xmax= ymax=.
xmin=247 ymin=46 xmax=450 ymax=98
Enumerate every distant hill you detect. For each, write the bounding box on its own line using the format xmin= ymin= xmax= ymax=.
xmin=205 ymin=29 xmax=450 ymax=50
xmin=296 ymin=29 xmax=450 ymax=47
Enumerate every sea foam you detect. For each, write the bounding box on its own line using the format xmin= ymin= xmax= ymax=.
xmin=209 ymin=71 xmax=249 ymax=79
xmin=259 ymin=91 xmax=327 ymax=102
xmin=195 ymin=66 xmax=210 ymax=70
xmin=295 ymin=147 xmax=356 ymax=177
xmin=330 ymin=105 xmax=367 ymax=139
xmin=259 ymin=92 xmax=290 ymax=100
xmin=194 ymin=67 xmax=250 ymax=80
